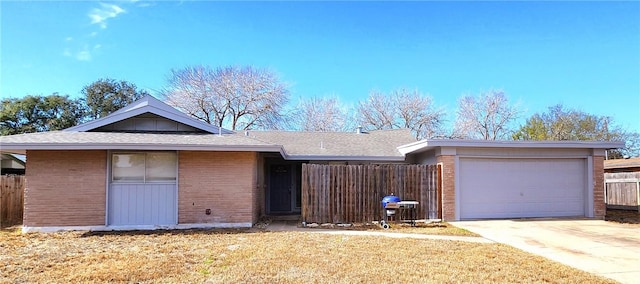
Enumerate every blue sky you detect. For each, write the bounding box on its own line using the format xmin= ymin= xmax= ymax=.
xmin=2 ymin=1 xmax=639 ymax=133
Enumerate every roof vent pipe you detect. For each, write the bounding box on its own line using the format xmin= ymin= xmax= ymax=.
xmin=356 ymin=126 xmax=363 ymax=134
xmin=245 ymin=130 xmax=249 ymax=136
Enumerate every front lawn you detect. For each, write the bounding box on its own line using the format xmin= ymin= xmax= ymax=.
xmin=0 ymin=228 xmax=614 ymax=283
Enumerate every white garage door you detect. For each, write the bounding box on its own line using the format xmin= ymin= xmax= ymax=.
xmin=459 ymin=158 xmax=586 ymax=219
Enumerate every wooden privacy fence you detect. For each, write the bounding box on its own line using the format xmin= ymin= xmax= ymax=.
xmin=1 ymin=175 xmax=25 ymax=228
xmin=302 ymin=164 xmax=440 ymax=224
xmin=605 ymin=172 xmax=640 ymax=211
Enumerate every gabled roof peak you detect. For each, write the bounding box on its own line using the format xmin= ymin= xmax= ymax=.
xmin=111 ymin=95 xmax=167 ymax=113
xmin=65 ymin=95 xmax=232 ymax=134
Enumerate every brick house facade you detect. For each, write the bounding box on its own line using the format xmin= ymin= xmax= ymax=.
xmin=1 ymin=96 xmax=622 ymax=231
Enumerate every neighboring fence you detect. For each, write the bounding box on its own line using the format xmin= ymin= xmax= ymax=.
xmin=1 ymin=175 xmax=25 ymax=228
xmin=301 ymin=164 xmax=440 ymax=224
xmin=605 ymin=172 xmax=640 ymax=211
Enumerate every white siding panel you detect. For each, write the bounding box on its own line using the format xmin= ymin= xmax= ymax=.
xmin=459 ymin=158 xmax=586 ymax=219
xmin=109 ymin=183 xmax=177 ymax=226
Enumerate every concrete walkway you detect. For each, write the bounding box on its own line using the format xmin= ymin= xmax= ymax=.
xmin=264 ymin=220 xmax=493 ymax=243
xmin=452 ymin=219 xmax=640 ymax=284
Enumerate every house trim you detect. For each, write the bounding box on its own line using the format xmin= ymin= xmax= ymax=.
xmin=587 ymin=155 xmax=595 ymax=218
xmin=104 ymin=153 xmax=111 ymax=226
xmin=281 ymin=155 xmax=406 ymax=161
xmin=399 ymin=139 xmax=625 ymax=155
xmin=0 ymin=144 xmax=284 ymax=153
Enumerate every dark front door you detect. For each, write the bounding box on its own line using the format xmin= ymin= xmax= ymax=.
xmin=269 ymin=164 xmax=292 ymax=212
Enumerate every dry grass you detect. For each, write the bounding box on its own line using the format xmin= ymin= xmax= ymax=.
xmin=606 ymin=209 xmax=640 ymax=225
xmin=1 ymin=227 xmax=614 ymax=284
xmin=308 ymin=221 xmax=480 ymax=236
xmin=373 ymin=221 xmax=479 ymax=236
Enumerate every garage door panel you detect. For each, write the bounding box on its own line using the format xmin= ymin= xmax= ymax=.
xmin=460 ymin=158 xmax=586 ymax=219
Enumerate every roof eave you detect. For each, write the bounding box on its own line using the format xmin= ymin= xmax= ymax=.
xmin=398 ymin=139 xmax=627 ymax=155
xmin=282 ymin=155 xmax=406 ymax=162
xmin=0 ymin=143 xmax=283 ymax=153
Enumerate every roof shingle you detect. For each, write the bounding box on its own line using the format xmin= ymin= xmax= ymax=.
xmin=248 ymin=129 xmax=416 ymax=159
xmin=0 ymin=129 xmax=417 ymax=161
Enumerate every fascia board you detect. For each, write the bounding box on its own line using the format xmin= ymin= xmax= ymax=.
xmin=398 ymin=139 xmax=626 ymax=155
xmin=397 ymin=140 xmax=431 ymax=155
xmin=0 ymin=143 xmax=283 ymax=152
xmin=282 ymin=155 xmax=406 ymax=161
xmin=441 ymin=140 xmax=625 ymax=149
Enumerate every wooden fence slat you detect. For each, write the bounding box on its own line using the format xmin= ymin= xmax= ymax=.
xmin=1 ymin=175 xmax=25 ymax=228
xmin=301 ymin=164 xmax=440 ymax=224
xmin=605 ymin=172 xmax=640 ymax=211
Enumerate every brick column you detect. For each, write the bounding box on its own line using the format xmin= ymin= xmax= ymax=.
xmin=437 ymin=155 xmax=456 ymax=221
xmin=593 ymin=156 xmax=605 ymax=219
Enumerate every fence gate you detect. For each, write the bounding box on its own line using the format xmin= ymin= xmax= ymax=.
xmin=605 ymin=172 xmax=640 ymax=211
xmin=301 ymin=164 xmax=440 ymax=224
xmin=1 ymin=175 xmax=25 ymax=228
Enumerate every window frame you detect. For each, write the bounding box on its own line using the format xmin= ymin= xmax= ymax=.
xmin=111 ymin=151 xmax=177 ymax=183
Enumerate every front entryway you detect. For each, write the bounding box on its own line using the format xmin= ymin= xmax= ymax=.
xmin=270 ymin=164 xmax=292 ymax=212
xmin=266 ymin=161 xmax=302 ymax=214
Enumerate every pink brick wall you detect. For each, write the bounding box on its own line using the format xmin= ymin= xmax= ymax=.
xmin=178 ymin=151 xmax=258 ymax=224
xmin=593 ymin=156 xmax=605 ymax=219
xmin=24 ymin=150 xmax=107 ymax=227
xmin=437 ymin=155 xmax=456 ymax=221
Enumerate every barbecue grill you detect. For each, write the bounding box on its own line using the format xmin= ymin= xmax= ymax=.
xmin=380 ymin=194 xmax=418 ymax=229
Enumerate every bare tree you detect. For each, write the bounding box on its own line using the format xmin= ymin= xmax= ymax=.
xmin=289 ymin=96 xmax=353 ymax=131
xmin=163 ymin=66 xmax=225 ymax=126
xmin=356 ymin=88 xmax=445 ymax=139
xmin=393 ymin=89 xmax=445 ymax=139
xmin=162 ymin=65 xmax=289 ymax=130
xmin=453 ymin=90 xmax=520 ymax=140
xmin=357 ymin=90 xmax=396 ymax=130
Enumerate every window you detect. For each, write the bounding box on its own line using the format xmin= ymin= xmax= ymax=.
xmin=112 ymin=152 xmax=177 ymax=183
xmin=112 ymin=154 xmax=145 ymax=182
xmin=146 ymin=152 xmax=177 ymax=182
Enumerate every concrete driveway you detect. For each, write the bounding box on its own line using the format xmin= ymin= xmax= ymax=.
xmin=452 ymin=219 xmax=640 ymax=284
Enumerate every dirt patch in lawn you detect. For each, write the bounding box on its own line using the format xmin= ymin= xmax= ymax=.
xmin=1 ymin=228 xmax=614 ymax=283
xmin=606 ymin=209 xmax=640 ymax=225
